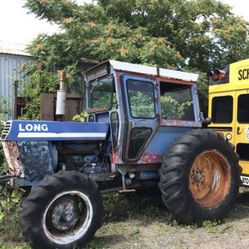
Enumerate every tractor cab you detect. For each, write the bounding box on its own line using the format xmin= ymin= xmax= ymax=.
xmin=83 ymin=60 xmax=201 ymax=166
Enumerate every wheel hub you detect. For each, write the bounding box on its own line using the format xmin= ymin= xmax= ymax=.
xmin=192 ymin=169 xmax=204 ymax=183
xmin=42 ymin=191 xmax=93 ymax=245
xmin=51 ymin=198 xmax=79 ymax=231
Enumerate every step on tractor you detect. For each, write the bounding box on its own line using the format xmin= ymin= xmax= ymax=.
xmin=0 ymin=60 xmax=240 ymax=249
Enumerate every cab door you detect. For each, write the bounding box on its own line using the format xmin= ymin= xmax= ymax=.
xmin=122 ymin=75 xmax=158 ymax=162
xmin=235 ymin=90 xmax=249 ymax=177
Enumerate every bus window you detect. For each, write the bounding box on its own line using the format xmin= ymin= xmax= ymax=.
xmin=238 ymin=94 xmax=249 ymax=123
xmin=212 ymin=96 xmax=233 ymax=123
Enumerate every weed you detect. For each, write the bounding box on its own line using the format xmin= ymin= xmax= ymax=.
xmin=103 ymin=191 xmax=166 ymax=224
xmin=0 ymin=187 xmax=23 ymax=242
xmin=201 ymin=219 xmax=223 ymax=233
xmin=84 ymin=239 xmax=107 ymax=249
xmin=0 ymin=243 xmax=31 ymax=249
xmin=185 ymin=223 xmax=198 ymax=229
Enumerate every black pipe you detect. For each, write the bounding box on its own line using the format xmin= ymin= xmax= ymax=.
xmin=0 ymin=174 xmax=16 ymax=183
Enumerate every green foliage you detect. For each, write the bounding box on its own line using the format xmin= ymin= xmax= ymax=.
xmin=22 ymin=0 xmax=249 ymax=115
xmin=0 ymin=244 xmax=31 ymax=249
xmin=72 ymin=111 xmax=88 ymax=122
xmin=0 ymin=187 xmax=23 ymax=242
xmin=20 ymin=70 xmax=59 ymax=120
xmin=103 ymin=191 xmax=166 ymax=222
xmin=0 ymin=98 xmax=9 ymax=172
xmin=129 ymin=91 xmax=155 ymax=118
xmin=161 ymin=96 xmax=192 ymax=120
xmin=196 ymin=72 xmax=209 ymax=114
xmin=201 ymin=219 xmax=225 ymax=233
xmin=25 ymin=0 xmax=249 ymax=69
xmin=90 ymin=76 xmax=115 ymax=109
xmin=0 ymin=98 xmax=29 ymax=246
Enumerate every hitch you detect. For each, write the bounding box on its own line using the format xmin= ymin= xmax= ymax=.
xmin=0 ymin=174 xmax=16 ymax=184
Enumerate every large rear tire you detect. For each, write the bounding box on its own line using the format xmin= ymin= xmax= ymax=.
xmin=21 ymin=171 xmax=104 ymax=249
xmin=159 ymin=129 xmax=240 ymax=224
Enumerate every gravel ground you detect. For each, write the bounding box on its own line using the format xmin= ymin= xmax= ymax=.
xmin=2 ymin=189 xmax=249 ymax=249
xmin=86 ymin=189 xmax=249 ymax=249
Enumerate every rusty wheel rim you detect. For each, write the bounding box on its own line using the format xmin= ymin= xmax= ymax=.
xmin=189 ymin=150 xmax=231 ymax=208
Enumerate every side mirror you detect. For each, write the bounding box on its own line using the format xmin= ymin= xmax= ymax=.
xmin=203 ymin=117 xmax=212 ymax=125
xmin=200 ymin=112 xmax=212 ymax=127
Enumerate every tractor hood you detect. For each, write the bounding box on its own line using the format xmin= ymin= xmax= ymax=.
xmin=1 ymin=120 xmax=109 ymax=141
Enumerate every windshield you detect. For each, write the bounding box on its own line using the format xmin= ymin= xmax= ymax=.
xmin=86 ymin=75 xmax=115 ymax=110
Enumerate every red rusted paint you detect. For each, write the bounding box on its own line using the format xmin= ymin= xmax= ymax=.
xmin=140 ymin=152 xmax=162 ymax=163
xmin=5 ymin=141 xmax=23 ymax=176
xmin=111 ymin=138 xmax=120 ymax=164
xmin=115 ymin=71 xmax=196 ymax=84
xmin=115 ymin=71 xmax=122 ymax=90
xmin=87 ymin=107 xmax=109 ymax=113
xmin=216 ymin=131 xmax=224 ymax=136
xmin=160 ymin=118 xmax=200 ymax=127
xmin=112 ymin=151 xmax=119 ymax=164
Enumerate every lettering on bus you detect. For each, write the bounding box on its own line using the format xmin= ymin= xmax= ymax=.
xmin=238 ymin=68 xmax=249 ymax=80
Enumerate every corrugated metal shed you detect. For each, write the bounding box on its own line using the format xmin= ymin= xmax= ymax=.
xmin=0 ymin=43 xmax=32 ymax=118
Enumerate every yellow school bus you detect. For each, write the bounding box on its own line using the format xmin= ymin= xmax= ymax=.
xmin=208 ymin=58 xmax=249 ymax=186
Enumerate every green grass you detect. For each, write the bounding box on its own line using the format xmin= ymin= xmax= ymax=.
xmin=0 ymin=244 xmax=31 ymax=249
xmin=0 ymin=187 xmax=168 ymax=248
xmin=0 ymin=186 xmax=23 ymax=246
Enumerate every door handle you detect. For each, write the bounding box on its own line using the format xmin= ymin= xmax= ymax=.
xmin=237 ymin=127 xmax=243 ymax=134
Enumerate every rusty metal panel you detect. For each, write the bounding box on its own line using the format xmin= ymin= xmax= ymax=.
xmin=18 ymin=141 xmax=54 ymax=180
xmin=40 ymin=93 xmax=55 ymax=120
xmin=40 ymin=93 xmax=83 ymax=121
xmin=63 ymin=95 xmax=83 ymax=121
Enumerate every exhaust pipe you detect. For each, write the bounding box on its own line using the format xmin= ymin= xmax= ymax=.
xmin=56 ymin=70 xmax=67 ymax=116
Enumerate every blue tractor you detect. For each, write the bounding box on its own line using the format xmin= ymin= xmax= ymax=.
xmin=1 ymin=60 xmax=240 ymax=249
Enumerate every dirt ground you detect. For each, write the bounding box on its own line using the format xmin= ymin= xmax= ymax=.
xmin=2 ymin=189 xmax=249 ymax=249
xmin=85 ymin=189 xmax=249 ymax=249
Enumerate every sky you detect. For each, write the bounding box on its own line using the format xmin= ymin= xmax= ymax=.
xmin=0 ymin=0 xmax=248 ymax=49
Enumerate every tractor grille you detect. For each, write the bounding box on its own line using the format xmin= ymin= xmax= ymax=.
xmin=1 ymin=121 xmax=12 ymax=140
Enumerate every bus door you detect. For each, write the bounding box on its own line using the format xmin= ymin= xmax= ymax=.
xmin=235 ymin=90 xmax=249 ymax=183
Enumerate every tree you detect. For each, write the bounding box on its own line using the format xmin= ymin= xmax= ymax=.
xmin=22 ymin=0 xmax=249 ymax=116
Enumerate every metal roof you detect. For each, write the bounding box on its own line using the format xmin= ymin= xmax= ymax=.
xmin=109 ymin=60 xmax=199 ymax=82
xmin=0 ymin=42 xmax=30 ymax=56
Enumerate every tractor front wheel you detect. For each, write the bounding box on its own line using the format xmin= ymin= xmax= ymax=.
xmin=21 ymin=171 xmax=104 ymax=249
xmin=159 ymin=129 xmax=240 ymax=224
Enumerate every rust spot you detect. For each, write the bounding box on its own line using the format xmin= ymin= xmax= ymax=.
xmin=160 ymin=118 xmax=199 ymax=127
xmin=112 ymin=152 xmax=119 ymax=164
xmin=140 ymin=152 xmax=162 ymax=163
xmin=87 ymin=108 xmax=109 ymax=114
xmin=216 ymin=131 xmax=224 ymax=136
xmin=3 ymin=141 xmax=23 ymax=176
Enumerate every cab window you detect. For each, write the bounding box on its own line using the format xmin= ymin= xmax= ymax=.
xmin=238 ymin=94 xmax=249 ymax=123
xmin=212 ymin=96 xmax=233 ymax=123
xmin=87 ymin=76 xmax=116 ymax=110
xmin=127 ymin=79 xmax=156 ymax=119
xmin=160 ymin=83 xmax=195 ymax=121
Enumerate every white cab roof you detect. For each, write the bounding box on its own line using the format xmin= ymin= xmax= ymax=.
xmin=109 ymin=60 xmax=199 ymax=82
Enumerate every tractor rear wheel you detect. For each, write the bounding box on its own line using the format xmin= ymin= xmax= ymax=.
xmin=159 ymin=129 xmax=240 ymax=224
xmin=21 ymin=171 xmax=104 ymax=249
